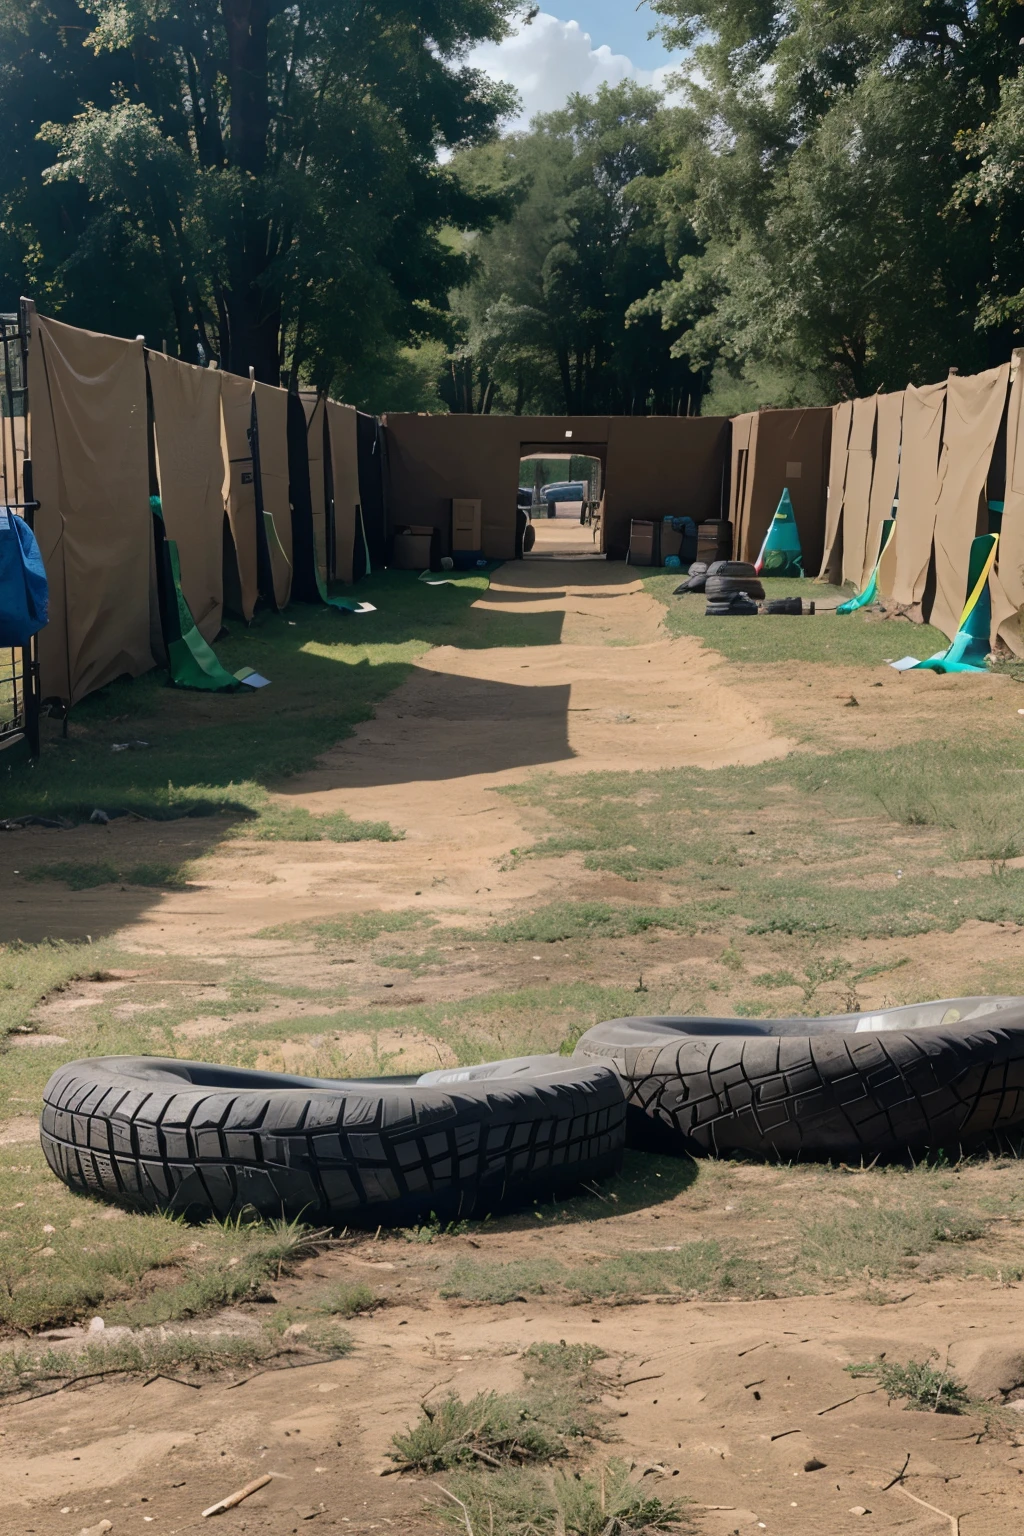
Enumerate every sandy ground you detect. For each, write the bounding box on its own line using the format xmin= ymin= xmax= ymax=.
xmin=4 ymin=558 xmax=1024 ymax=1535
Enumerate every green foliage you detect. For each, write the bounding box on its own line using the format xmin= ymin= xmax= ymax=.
xmin=441 ymin=1241 xmax=773 ymax=1304
xmin=443 ymin=83 xmax=704 ymax=415
xmin=1 ymin=0 xmax=518 ymax=393
xmin=391 ymin=1391 xmax=567 ymax=1471
xmin=552 ymin=1460 xmax=690 ymax=1536
xmin=846 ymin=1356 xmax=970 ymax=1413
xmin=23 ymin=861 xmax=190 ymax=890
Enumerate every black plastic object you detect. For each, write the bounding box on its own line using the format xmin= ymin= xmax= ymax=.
xmin=706 ymin=577 xmax=766 ymax=601
xmin=705 ymin=593 xmax=759 ymax=615
xmin=763 ymin=597 xmax=803 ymax=614
xmin=572 ymin=999 xmax=1024 ymax=1159
xmin=40 ymin=1055 xmax=626 ymax=1226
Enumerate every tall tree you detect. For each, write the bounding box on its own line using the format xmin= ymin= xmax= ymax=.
xmin=1 ymin=0 xmax=518 ymax=386
xmin=441 ymin=82 xmax=707 ymax=415
xmin=643 ymin=0 xmax=1024 ymax=403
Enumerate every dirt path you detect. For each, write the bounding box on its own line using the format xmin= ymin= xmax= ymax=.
xmin=0 ymin=561 xmax=790 ymax=947
xmin=2 ymin=1273 xmax=1021 ymax=1536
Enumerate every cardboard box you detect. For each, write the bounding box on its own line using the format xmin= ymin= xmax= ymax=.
xmin=452 ymin=498 xmax=482 ymax=552
xmin=628 ymin=519 xmax=660 ymax=566
xmin=392 ymin=531 xmax=434 ymax=570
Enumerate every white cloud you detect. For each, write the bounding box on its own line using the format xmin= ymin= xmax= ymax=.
xmin=468 ymin=12 xmax=679 ymax=129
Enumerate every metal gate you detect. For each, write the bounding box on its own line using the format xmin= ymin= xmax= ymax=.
xmin=0 ymin=300 xmax=40 ymax=757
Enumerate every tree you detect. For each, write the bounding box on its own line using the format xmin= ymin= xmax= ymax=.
xmin=641 ymin=0 xmax=1024 ymax=403
xmin=0 ymin=0 xmax=519 ymax=388
xmin=439 ymin=81 xmax=707 ymax=415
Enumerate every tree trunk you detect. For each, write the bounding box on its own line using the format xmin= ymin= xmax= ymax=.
xmin=219 ymin=0 xmax=282 ymax=381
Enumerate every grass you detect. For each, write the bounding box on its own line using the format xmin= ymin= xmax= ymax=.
xmin=0 ymin=1322 xmax=352 ymax=1397
xmin=799 ymin=1202 xmax=988 ymax=1280
xmin=440 ymin=1240 xmax=775 ymax=1305
xmin=492 ymin=731 xmax=1024 ymax=942
xmin=643 ymin=573 xmax=950 ymax=665
xmin=258 ymin=909 xmax=435 ymax=945
xmin=22 ymin=860 xmax=192 ymax=890
xmin=391 ymin=1341 xmax=608 ymax=1472
xmin=0 ymin=566 xmax=562 ymax=833
xmin=435 ymin=1460 xmax=691 ymax=1536
xmin=846 ymin=1355 xmax=970 ymax=1412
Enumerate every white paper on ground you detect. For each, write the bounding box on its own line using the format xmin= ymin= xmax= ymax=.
xmin=889 ymin=656 xmax=920 ymax=671
xmin=240 ymin=672 xmax=271 ymax=688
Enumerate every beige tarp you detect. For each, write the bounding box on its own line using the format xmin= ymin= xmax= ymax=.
xmin=929 ymin=364 xmax=1010 ymax=639
xmin=819 ymin=400 xmax=852 ymax=581
xmin=891 ymin=381 xmax=946 ymax=608
xmin=29 ymin=310 xmax=153 ymax=704
xmin=148 ymin=353 xmax=224 ymax=642
xmin=220 ymin=372 xmax=258 ymax=621
xmin=326 ymin=399 xmax=360 ymax=584
xmin=840 ymin=397 xmax=877 ymax=588
xmin=995 ymin=354 xmax=1024 ymax=655
xmin=302 ymin=392 xmax=328 ymax=585
xmin=253 ymin=382 xmax=292 ymax=609
xmin=862 ymin=391 xmax=904 ymax=593
xmin=729 ymin=412 xmax=755 ymax=551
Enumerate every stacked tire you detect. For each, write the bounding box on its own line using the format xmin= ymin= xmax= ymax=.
xmin=704 ymin=561 xmax=765 ymax=604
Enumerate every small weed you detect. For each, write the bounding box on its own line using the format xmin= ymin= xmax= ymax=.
xmin=553 ymin=1459 xmax=690 ymax=1536
xmin=322 ymin=1282 xmax=381 ymax=1317
xmin=403 ymin=1214 xmax=471 ymax=1243
xmin=259 ymin=910 xmax=434 ymax=944
xmin=246 ymin=805 xmax=402 ymax=843
xmin=391 ymin=1391 xmax=566 ymax=1471
xmin=435 ymin=1460 xmax=691 ymax=1536
xmin=751 ymin=970 xmax=798 ymax=989
xmin=846 ymin=1354 xmax=970 ymax=1413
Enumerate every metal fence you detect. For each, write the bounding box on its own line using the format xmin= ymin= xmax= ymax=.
xmin=0 ymin=302 xmax=40 ymax=757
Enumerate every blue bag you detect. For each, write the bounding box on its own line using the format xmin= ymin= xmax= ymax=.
xmin=0 ymin=509 xmax=48 ymax=646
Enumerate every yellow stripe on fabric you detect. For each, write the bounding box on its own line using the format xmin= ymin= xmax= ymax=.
xmin=958 ymin=533 xmax=998 ymax=630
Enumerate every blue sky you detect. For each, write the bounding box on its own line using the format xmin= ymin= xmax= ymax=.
xmin=467 ymin=5 xmax=683 ymax=129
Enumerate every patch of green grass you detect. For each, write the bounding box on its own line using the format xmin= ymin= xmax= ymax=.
xmin=441 ymin=1240 xmax=774 ymax=1305
xmin=0 ymin=938 xmax=112 ymax=1044
xmin=22 ymin=860 xmax=192 ymax=890
xmin=799 ymin=1201 xmax=988 ymax=1281
xmin=846 ymin=1355 xmax=970 ymax=1413
xmin=378 ymin=946 xmax=446 ymax=973
xmin=259 ymin=909 xmax=434 ymax=944
xmin=643 ymin=572 xmax=950 ymax=665
xmin=436 ymin=1459 xmax=692 ymax=1536
xmin=320 ymin=1282 xmax=381 ymax=1318
xmin=392 ymin=1341 xmax=609 ymax=1472
xmin=486 ymin=903 xmax=696 ymax=944
xmin=245 ymin=805 xmax=402 ymax=843
xmin=0 ymin=567 xmax=564 ymax=830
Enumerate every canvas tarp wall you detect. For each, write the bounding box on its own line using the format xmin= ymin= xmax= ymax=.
xmin=382 ymin=414 xmax=729 ymax=562
xmin=891 ymin=381 xmax=946 ymax=610
xmin=220 ymin=372 xmax=258 ymax=621
xmin=148 ymin=352 xmax=225 ymax=643
xmin=994 ymin=356 xmax=1024 ymax=655
xmin=928 ymin=364 xmax=1010 ymax=640
xmin=840 ymin=397 xmax=877 ymax=588
xmin=29 ymin=310 xmax=153 ymax=704
xmin=729 ymin=413 xmax=754 ymax=546
xmin=302 ymin=393 xmax=328 ymax=584
xmin=728 ymin=407 xmax=832 ymax=574
xmin=862 ymin=392 xmax=904 ymax=594
xmin=253 ymin=382 xmax=292 ymax=609
xmin=326 ymin=399 xmax=360 ymax=583
xmin=603 ymin=416 xmax=729 ymax=558
xmin=356 ymin=410 xmax=386 ymax=571
xmin=819 ymin=399 xmax=853 ymax=581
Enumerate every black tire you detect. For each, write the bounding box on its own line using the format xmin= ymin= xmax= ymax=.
xmin=763 ymin=597 xmax=803 ymax=615
xmin=707 ymin=560 xmax=757 ymax=578
xmin=572 ymin=1000 xmax=1024 ymax=1159
xmin=705 ymin=575 xmax=766 ymax=601
xmin=687 ymin=561 xmax=709 ymax=578
xmin=40 ymin=1055 xmax=627 ymax=1226
xmin=523 ymin=523 xmax=536 ymax=552
xmin=705 ymin=599 xmax=758 ymax=616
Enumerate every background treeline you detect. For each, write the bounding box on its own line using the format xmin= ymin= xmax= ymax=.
xmin=2 ymin=0 xmax=1023 ymax=413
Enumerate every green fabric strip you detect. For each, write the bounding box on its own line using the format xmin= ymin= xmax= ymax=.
xmin=150 ymin=495 xmax=245 ymax=692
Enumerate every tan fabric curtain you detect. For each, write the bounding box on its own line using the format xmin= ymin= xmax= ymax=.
xmin=302 ymin=393 xmax=328 ymax=584
xmin=253 ymin=382 xmax=292 ymax=609
xmin=995 ymin=354 xmax=1024 ymax=654
xmin=929 ymin=364 xmax=1010 ymax=639
xmin=840 ymin=397 xmax=877 ymax=588
xmin=729 ymin=412 xmax=755 ymax=560
xmin=819 ymin=400 xmax=852 ymax=580
xmin=326 ymin=399 xmax=360 ymax=584
xmin=29 ymin=311 xmax=153 ymax=704
xmin=890 ymin=380 xmax=946 ymax=608
xmin=220 ymin=372 xmax=258 ymax=621
xmin=148 ymin=353 xmax=225 ymax=642
xmin=861 ymin=391 xmax=904 ymax=591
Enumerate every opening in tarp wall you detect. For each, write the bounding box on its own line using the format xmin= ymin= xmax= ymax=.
xmin=356 ymin=410 xmax=386 ymax=572
xmin=327 ymin=399 xmax=360 ymax=583
xmin=252 ymin=381 xmax=292 ymax=610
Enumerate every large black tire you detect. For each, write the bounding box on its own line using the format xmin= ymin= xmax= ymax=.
xmin=705 ymin=575 xmax=766 ymax=601
xmin=707 ymin=560 xmax=757 ymax=578
xmin=40 ymin=1056 xmax=627 ymax=1226
xmin=573 ymin=999 xmax=1024 ymax=1159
